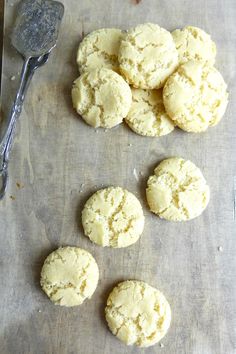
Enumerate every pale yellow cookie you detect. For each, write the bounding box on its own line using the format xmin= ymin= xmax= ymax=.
xmin=82 ymin=187 xmax=144 ymax=248
xmin=77 ymin=28 xmax=123 ymax=73
xmin=72 ymin=68 xmax=132 ymax=128
xmin=118 ymin=23 xmax=178 ymax=89
xmin=125 ymin=88 xmax=175 ymax=137
xmin=146 ymin=157 xmax=210 ymax=221
xmin=40 ymin=247 xmax=99 ymax=307
xmin=163 ymin=61 xmax=228 ymax=132
xmin=105 ymin=280 xmax=171 ymax=347
xmin=172 ymin=26 xmax=216 ymax=65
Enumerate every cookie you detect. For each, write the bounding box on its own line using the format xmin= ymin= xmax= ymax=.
xmin=40 ymin=247 xmax=99 ymax=307
xmin=163 ymin=61 xmax=228 ymax=132
xmin=77 ymin=28 xmax=123 ymax=73
xmin=82 ymin=187 xmax=144 ymax=248
xmin=172 ymin=26 xmax=216 ymax=65
xmin=72 ymin=68 xmax=132 ymax=128
xmin=118 ymin=23 xmax=178 ymax=89
xmin=125 ymin=88 xmax=175 ymax=137
xmin=146 ymin=157 xmax=210 ymax=221
xmin=105 ymin=280 xmax=171 ymax=347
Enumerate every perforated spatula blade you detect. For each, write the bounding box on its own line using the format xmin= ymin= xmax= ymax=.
xmin=11 ymin=0 xmax=64 ymax=58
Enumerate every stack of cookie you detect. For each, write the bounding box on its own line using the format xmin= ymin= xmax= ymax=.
xmin=72 ymin=23 xmax=228 ymax=135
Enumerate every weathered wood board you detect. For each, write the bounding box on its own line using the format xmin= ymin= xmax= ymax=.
xmin=0 ymin=0 xmax=236 ymax=353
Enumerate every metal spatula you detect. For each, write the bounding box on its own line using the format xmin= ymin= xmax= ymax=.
xmin=0 ymin=0 xmax=64 ymax=199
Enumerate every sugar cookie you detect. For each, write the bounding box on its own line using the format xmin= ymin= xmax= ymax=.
xmin=82 ymin=187 xmax=144 ymax=248
xmin=125 ymin=88 xmax=175 ymax=137
xmin=146 ymin=157 xmax=210 ymax=221
xmin=40 ymin=247 xmax=99 ymax=307
xmin=172 ymin=26 xmax=216 ymax=65
xmin=105 ymin=280 xmax=171 ymax=347
xmin=163 ymin=61 xmax=228 ymax=132
xmin=118 ymin=23 xmax=178 ymax=89
xmin=77 ymin=28 xmax=123 ymax=73
xmin=72 ymin=68 xmax=132 ymax=128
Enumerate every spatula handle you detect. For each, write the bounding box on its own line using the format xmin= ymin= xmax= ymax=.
xmin=0 ymin=53 xmax=49 ymax=199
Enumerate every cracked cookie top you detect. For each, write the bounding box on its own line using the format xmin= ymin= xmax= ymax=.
xmin=72 ymin=68 xmax=132 ymax=128
xmin=82 ymin=187 xmax=144 ymax=248
xmin=125 ymin=88 xmax=175 ymax=137
xmin=40 ymin=247 xmax=99 ymax=307
xmin=172 ymin=26 xmax=216 ymax=65
xmin=105 ymin=280 xmax=171 ymax=347
xmin=146 ymin=157 xmax=210 ymax=221
xmin=118 ymin=23 xmax=179 ymax=89
xmin=77 ymin=28 xmax=124 ymax=74
xmin=163 ymin=61 xmax=228 ymax=132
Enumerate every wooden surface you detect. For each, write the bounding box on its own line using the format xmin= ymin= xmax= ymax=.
xmin=0 ymin=1 xmax=236 ymax=353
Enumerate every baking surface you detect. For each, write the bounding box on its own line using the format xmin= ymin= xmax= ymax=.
xmin=0 ymin=0 xmax=236 ymax=353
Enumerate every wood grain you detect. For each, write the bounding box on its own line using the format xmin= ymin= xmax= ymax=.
xmin=0 ymin=0 xmax=236 ymax=353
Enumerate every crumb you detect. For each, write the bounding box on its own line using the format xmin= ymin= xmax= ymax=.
xmin=139 ymin=171 xmax=144 ymax=176
xmin=38 ymin=309 xmax=42 ymax=313
xmin=95 ymin=130 xmax=98 ymax=133
xmin=133 ymin=168 xmax=139 ymax=182
xmin=16 ymin=182 xmax=24 ymax=189
xmin=128 ymin=143 xmax=132 ymax=147
xmin=218 ymin=246 xmax=223 ymax=252
xmin=104 ymin=129 xmax=108 ymax=133
xmin=160 ymin=343 xmax=164 ymax=348
xmin=10 ymin=75 xmax=16 ymax=81
xmin=10 ymin=195 xmax=16 ymax=200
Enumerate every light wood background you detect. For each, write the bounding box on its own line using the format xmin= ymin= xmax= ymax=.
xmin=0 ymin=0 xmax=236 ymax=353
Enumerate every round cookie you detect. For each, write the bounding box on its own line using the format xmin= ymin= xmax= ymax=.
xmin=77 ymin=28 xmax=123 ymax=73
xmin=146 ymin=157 xmax=210 ymax=221
xmin=163 ymin=61 xmax=228 ymax=132
xmin=125 ymin=88 xmax=175 ymax=137
xmin=82 ymin=187 xmax=144 ymax=248
xmin=118 ymin=23 xmax=178 ymax=89
xmin=40 ymin=247 xmax=99 ymax=307
xmin=72 ymin=68 xmax=132 ymax=129
xmin=172 ymin=26 xmax=216 ymax=65
xmin=105 ymin=280 xmax=171 ymax=347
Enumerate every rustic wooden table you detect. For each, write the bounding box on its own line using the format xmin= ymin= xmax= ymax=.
xmin=0 ymin=0 xmax=235 ymax=353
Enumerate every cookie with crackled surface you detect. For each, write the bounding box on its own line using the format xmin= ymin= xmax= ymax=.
xmin=77 ymin=28 xmax=124 ymax=73
xmin=172 ymin=26 xmax=216 ymax=65
xmin=163 ymin=61 xmax=228 ymax=132
xmin=146 ymin=157 xmax=210 ymax=221
xmin=40 ymin=247 xmax=99 ymax=307
xmin=118 ymin=23 xmax=178 ymax=89
xmin=82 ymin=187 xmax=144 ymax=248
xmin=72 ymin=68 xmax=132 ymax=128
xmin=105 ymin=280 xmax=171 ymax=347
xmin=125 ymin=88 xmax=175 ymax=137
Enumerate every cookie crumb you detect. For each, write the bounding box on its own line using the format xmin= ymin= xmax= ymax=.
xmin=128 ymin=143 xmax=132 ymax=147
xmin=10 ymin=75 xmax=16 ymax=81
xmin=10 ymin=195 xmax=16 ymax=200
xmin=160 ymin=342 xmax=164 ymax=348
xmin=16 ymin=182 xmax=24 ymax=189
xmin=218 ymin=246 xmax=223 ymax=252
xmin=38 ymin=309 xmax=42 ymax=313
xmin=133 ymin=168 xmax=139 ymax=181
